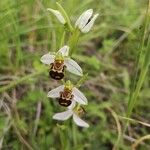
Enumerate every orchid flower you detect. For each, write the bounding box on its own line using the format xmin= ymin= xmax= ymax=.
xmin=75 ymin=9 xmax=99 ymax=33
xmin=47 ymin=80 xmax=88 ymax=106
xmin=41 ymin=46 xmax=83 ymax=80
xmin=47 ymin=7 xmax=98 ymax=33
xmin=53 ymin=105 xmax=89 ymax=128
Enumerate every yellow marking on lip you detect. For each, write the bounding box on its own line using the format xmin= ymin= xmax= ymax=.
xmin=60 ymin=102 xmax=70 ymax=106
xmin=61 ymin=102 xmax=68 ymax=104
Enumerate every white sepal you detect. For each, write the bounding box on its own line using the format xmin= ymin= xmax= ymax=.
xmin=47 ymin=8 xmax=66 ymax=24
xmin=40 ymin=53 xmax=55 ymax=65
xmin=58 ymin=45 xmax=69 ymax=56
xmin=75 ymin=9 xmax=93 ymax=30
xmin=81 ymin=13 xmax=99 ymax=33
xmin=47 ymin=85 xmax=64 ymax=98
xmin=53 ymin=110 xmax=73 ymax=121
xmin=73 ymin=113 xmax=89 ymax=128
xmin=64 ymin=58 xmax=83 ymax=76
xmin=72 ymin=87 xmax=88 ymax=105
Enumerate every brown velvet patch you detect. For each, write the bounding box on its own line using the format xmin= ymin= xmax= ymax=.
xmin=58 ymin=98 xmax=72 ymax=107
xmin=49 ymin=70 xmax=64 ymax=80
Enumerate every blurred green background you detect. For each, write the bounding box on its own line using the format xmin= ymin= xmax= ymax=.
xmin=0 ymin=0 xmax=150 ymax=150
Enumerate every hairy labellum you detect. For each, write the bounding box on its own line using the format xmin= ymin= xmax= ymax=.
xmin=47 ymin=83 xmax=88 ymax=107
xmin=49 ymin=61 xmax=65 ymax=80
xmin=49 ymin=70 xmax=64 ymax=80
xmin=58 ymin=88 xmax=74 ymax=107
xmin=58 ymin=98 xmax=72 ymax=107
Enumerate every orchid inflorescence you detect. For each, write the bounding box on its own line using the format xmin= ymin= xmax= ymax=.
xmin=41 ymin=2 xmax=98 ymax=128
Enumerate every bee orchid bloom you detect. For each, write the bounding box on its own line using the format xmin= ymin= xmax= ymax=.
xmin=41 ymin=46 xmax=83 ymax=80
xmin=53 ymin=107 xmax=89 ymax=128
xmin=47 ymin=8 xmax=66 ymax=24
xmin=75 ymin=9 xmax=99 ymax=33
xmin=47 ymin=81 xmax=88 ymax=106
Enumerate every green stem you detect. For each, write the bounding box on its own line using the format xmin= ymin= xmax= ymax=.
xmin=69 ymin=30 xmax=80 ymax=55
xmin=57 ymin=124 xmax=70 ymax=150
xmin=123 ymin=0 xmax=150 ymax=142
xmin=127 ymin=66 xmax=149 ymax=117
xmin=56 ymin=2 xmax=73 ymax=32
xmin=128 ymin=3 xmax=150 ymax=108
xmin=72 ymin=121 xmax=77 ymax=146
xmin=126 ymin=0 xmax=150 ymax=118
xmin=76 ymin=73 xmax=88 ymax=88
xmin=58 ymin=127 xmax=65 ymax=150
xmin=60 ymin=31 xmax=66 ymax=47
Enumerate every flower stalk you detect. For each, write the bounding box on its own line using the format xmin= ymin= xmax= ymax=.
xmin=56 ymin=2 xmax=74 ymax=32
xmin=69 ymin=29 xmax=80 ymax=55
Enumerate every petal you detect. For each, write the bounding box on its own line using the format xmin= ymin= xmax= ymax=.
xmin=64 ymin=58 xmax=83 ymax=76
xmin=72 ymin=87 xmax=88 ymax=105
xmin=73 ymin=114 xmax=89 ymax=128
xmin=67 ymin=100 xmax=76 ymax=110
xmin=47 ymin=8 xmax=66 ymax=24
xmin=75 ymin=9 xmax=93 ymax=30
xmin=47 ymin=85 xmax=64 ymax=98
xmin=58 ymin=45 xmax=69 ymax=56
xmin=53 ymin=110 xmax=73 ymax=121
xmin=40 ymin=53 xmax=55 ymax=65
xmin=81 ymin=13 xmax=99 ymax=33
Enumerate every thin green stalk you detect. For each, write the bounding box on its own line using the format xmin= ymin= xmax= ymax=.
xmin=128 ymin=6 xmax=150 ymax=109
xmin=127 ymin=65 xmax=149 ymax=117
xmin=72 ymin=121 xmax=77 ymax=146
xmin=57 ymin=124 xmax=70 ymax=150
xmin=56 ymin=2 xmax=73 ymax=32
xmin=13 ymin=123 xmax=34 ymax=150
xmin=69 ymin=30 xmax=80 ymax=55
xmin=58 ymin=127 xmax=65 ymax=150
xmin=128 ymin=16 xmax=146 ymax=108
xmin=60 ymin=31 xmax=66 ymax=47
xmin=127 ymin=0 xmax=150 ymax=118
xmin=107 ymin=108 xmax=122 ymax=150
xmin=76 ymin=73 xmax=88 ymax=88
xmin=121 ymin=1 xmax=150 ymax=144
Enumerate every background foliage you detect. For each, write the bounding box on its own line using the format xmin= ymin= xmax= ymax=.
xmin=0 ymin=0 xmax=150 ymax=150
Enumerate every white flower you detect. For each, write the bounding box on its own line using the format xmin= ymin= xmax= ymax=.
xmin=47 ymin=81 xmax=88 ymax=105
xmin=75 ymin=9 xmax=99 ymax=33
xmin=40 ymin=45 xmax=83 ymax=79
xmin=47 ymin=8 xmax=66 ymax=24
xmin=53 ymin=107 xmax=89 ymax=128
